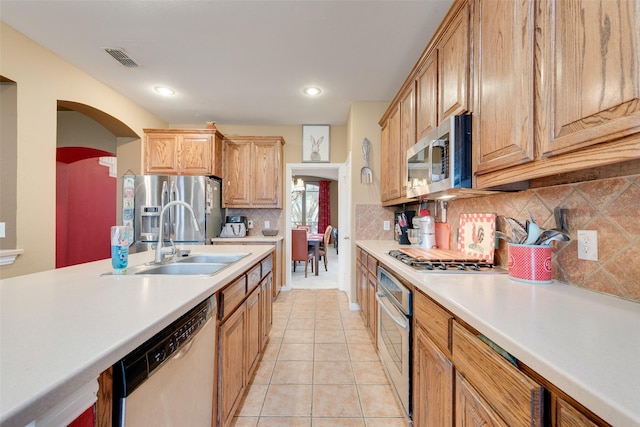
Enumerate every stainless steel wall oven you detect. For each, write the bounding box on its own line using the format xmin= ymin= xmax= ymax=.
xmin=376 ymin=266 xmax=412 ymax=419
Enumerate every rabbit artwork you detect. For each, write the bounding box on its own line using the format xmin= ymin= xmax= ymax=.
xmin=310 ymin=135 xmax=324 ymax=161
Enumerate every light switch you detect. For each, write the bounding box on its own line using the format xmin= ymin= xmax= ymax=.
xmin=0 ymin=222 xmax=5 ymax=238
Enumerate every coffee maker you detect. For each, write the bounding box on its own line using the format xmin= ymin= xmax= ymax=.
xmin=221 ymin=215 xmax=247 ymax=238
xmin=394 ymin=210 xmax=416 ymax=245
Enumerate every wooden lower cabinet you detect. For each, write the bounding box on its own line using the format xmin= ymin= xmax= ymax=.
xmin=218 ymin=256 xmax=274 ymax=427
xmin=218 ymin=303 xmax=246 ymax=427
xmin=260 ymin=272 xmax=273 ymax=348
xmin=452 ymin=321 xmax=544 ymax=426
xmin=366 ymin=272 xmax=377 ymax=345
xmin=554 ymin=397 xmax=600 ymax=427
xmin=455 ymin=372 xmax=507 ymax=427
xmin=245 ymin=286 xmax=261 ymax=380
xmin=413 ymin=326 xmax=454 ymax=427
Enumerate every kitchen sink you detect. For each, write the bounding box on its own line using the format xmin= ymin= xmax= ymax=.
xmin=103 ymin=252 xmax=250 ymax=276
xmin=176 ymin=253 xmax=249 ymax=264
xmin=133 ymin=262 xmax=228 ymax=275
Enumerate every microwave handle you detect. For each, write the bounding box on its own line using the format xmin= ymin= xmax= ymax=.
xmin=428 ymin=139 xmax=434 ymax=185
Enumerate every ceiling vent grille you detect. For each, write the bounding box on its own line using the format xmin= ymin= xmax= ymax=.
xmin=104 ymin=48 xmax=139 ymax=68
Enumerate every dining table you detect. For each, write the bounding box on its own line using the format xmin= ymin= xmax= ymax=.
xmin=307 ymin=233 xmax=324 ymax=276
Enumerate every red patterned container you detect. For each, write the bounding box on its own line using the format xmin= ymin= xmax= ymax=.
xmin=507 ymin=244 xmax=552 ymax=284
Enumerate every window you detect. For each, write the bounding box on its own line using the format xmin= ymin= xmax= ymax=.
xmin=292 ymin=181 xmax=319 ymax=233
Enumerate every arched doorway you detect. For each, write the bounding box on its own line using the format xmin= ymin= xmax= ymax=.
xmin=55 ymin=101 xmax=139 ymax=268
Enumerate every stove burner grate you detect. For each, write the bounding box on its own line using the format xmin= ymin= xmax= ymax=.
xmin=387 ymin=250 xmax=494 ymax=272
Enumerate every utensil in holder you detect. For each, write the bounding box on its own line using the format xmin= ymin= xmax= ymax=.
xmin=507 ymin=243 xmax=552 ymax=284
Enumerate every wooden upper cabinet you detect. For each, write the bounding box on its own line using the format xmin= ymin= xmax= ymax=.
xmin=222 ymin=136 xmax=284 ymax=208
xmin=380 ymin=122 xmax=390 ymax=201
xmin=387 ymin=105 xmax=402 ymax=201
xmin=144 ymin=129 xmax=223 ymax=176
xmin=399 ymin=84 xmax=416 ymax=197
xmin=438 ymin=1 xmax=470 ymax=122
xmin=416 ymin=50 xmax=438 ymax=139
xmin=473 ymin=0 xmax=535 ymax=176
xmin=252 ymin=139 xmax=282 ymax=207
xmin=536 ymin=0 xmax=640 ymax=157
xmin=222 ymin=139 xmax=252 ymax=207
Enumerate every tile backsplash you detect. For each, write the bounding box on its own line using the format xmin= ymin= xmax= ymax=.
xmin=227 ymin=208 xmax=284 ymax=237
xmin=447 ymin=174 xmax=640 ymax=303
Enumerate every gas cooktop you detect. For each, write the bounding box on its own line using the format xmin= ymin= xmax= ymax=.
xmin=387 ymin=249 xmax=500 ymax=273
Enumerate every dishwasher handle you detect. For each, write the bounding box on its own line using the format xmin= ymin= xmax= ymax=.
xmin=172 ymin=316 xmax=212 ymax=360
xmin=376 ymin=291 xmax=409 ymax=330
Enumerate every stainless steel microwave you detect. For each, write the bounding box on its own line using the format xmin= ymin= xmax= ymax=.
xmin=406 ymin=114 xmax=472 ymax=199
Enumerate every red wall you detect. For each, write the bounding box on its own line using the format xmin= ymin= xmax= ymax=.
xmin=56 ymin=149 xmax=116 ymax=268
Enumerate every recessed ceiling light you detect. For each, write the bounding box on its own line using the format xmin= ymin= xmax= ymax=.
xmin=154 ymin=86 xmax=175 ymax=96
xmin=303 ymin=87 xmax=322 ymax=96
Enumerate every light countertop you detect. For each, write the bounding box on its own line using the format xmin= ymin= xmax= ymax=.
xmin=212 ymin=236 xmax=283 ymax=243
xmin=0 ymin=244 xmax=273 ymax=427
xmin=357 ymin=240 xmax=640 ymax=427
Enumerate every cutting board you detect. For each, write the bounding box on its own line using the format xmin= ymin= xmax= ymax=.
xmin=399 ymin=247 xmax=484 ymax=262
xmin=435 ymin=223 xmax=451 ymax=250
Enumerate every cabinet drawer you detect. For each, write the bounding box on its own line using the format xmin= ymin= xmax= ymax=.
xmin=261 ymin=253 xmax=273 ymax=277
xmin=219 ymin=276 xmax=247 ymax=320
xmin=247 ymin=264 xmax=261 ymax=293
xmin=414 ymin=291 xmax=451 ymax=355
xmin=452 ymin=321 xmax=544 ymax=426
xmin=367 ymin=253 xmax=378 ymax=275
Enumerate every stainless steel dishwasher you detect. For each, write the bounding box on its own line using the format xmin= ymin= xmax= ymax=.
xmin=112 ymin=295 xmax=216 ymax=426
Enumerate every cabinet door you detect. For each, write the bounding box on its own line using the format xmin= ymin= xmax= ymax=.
xmin=387 ymin=105 xmax=402 ymax=200
xmin=179 ymin=134 xmax=212 ymax=175
xmin=439 ymin=1 xmax=470 ymax=122
xmin=252 ymin=140 xmax=282 ymax=207
xmin=413 ymin=326 xmax=454 ymax=427
xmin=380 ymin=122 xmax=390 ymax=201
xmin=536 ymin=0 xmax=640 ymax=157
xmin=473 ymin=0 xmax=535 ymax=176
xmin=399 ymin=84 xmax=416 ymax=198
xmin=417 ymin=50 xmax=438 ymax=139
xmin=555 ymin=397 xmax=601 ymax=427
xmin=145 ymin=133 xmax=178 ymax=174
xmin=367 ymin=272 xmax=377 ymax=344
xmin=456 ymin=372 xmax=507 ymax=427
xmin=218 ymin=303 xmax=246 ymax=427
xmin=357 ymin=260 xmax=369 ymax=325
xmin=452 ymin=321 xmax=544 ymax=426
xmin=261 ymin=273 xmax=273 ymax=349
xmin=223 ymin=140 xmax=252 ymax=207
xmin=246 ymin=286 xmax=261 ymax=379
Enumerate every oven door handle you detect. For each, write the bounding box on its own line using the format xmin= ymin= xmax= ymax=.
xmin=376 ymin=291 xmax=409 ymax=330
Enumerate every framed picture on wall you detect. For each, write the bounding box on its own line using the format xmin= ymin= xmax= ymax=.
xmin=302 ymin=124 xmax=330 ymax=162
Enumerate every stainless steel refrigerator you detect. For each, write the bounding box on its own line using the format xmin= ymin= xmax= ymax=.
xmin=133 ymin=175 xmax=223 ymax=253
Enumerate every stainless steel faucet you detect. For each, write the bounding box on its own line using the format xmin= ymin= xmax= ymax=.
xmin=155 ymin=201 xmax=201 ymax=263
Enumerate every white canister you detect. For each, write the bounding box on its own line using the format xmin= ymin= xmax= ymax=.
xmin=414 ymin=215 xmax=436 ymax=249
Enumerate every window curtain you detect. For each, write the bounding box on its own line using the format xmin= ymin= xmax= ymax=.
xmin=318 ymin=180 xmax=331 ymax=233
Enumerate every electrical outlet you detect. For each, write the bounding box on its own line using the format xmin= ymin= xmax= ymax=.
xmin=247 ymin=220 xmax=254 ymax=229
xmin=577 ymin=230 xmax=598 ymax=261
xmin=0 ymin=222 xmax=5 ymax=238
xmin=384 ymin=220 xmax=391 ymax=231
xmin=264 ymin=221 xmax=270 ymax=229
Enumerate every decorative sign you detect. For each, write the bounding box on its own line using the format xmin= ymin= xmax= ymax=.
xmin=458 ymin=213 xmax=497 ymax=263
xmin=302 ymin=124 xmax=330 ymax=162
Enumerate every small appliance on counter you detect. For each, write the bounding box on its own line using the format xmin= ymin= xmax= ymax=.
xmin=220 ymin=215 xmax=247 ymax=238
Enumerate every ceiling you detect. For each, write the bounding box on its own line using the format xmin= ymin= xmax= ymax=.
xmin=1 ymin=0 xmax=453 ymax=126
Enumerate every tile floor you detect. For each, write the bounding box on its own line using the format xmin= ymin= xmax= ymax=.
xmin=231 ymin=289 xmax=409 ymax=426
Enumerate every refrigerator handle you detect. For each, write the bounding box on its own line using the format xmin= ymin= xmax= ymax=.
xmin=161 ymin=181 xmax=170 ymax=240
xmin=170 ymin=180 xmax=179 ymax=239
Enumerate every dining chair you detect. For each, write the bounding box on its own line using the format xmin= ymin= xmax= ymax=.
xmin=318 ymin=225 xmax=333 ymax=271
xmin=291 ymin=229 xmax=314 ymax=277
xmin=296 ymin=225 xmax=311 ymax=233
